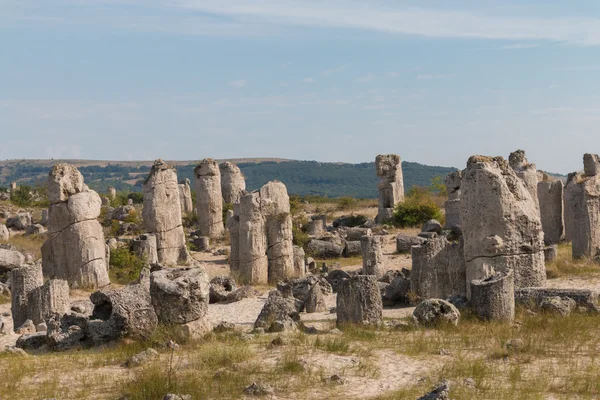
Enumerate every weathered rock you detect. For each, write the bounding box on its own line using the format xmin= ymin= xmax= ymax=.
xmin=422 ymin=219 xmax=443 ymax=234
xmin=305 ymin=283 xmax=328 ymax=313
xmin=107 ymin=204 xmax=135 ymax=221
xmin=417 ymin=381 xmax=451 ymax=400
xmin=375 ymin=154 xmax=404 ymax=224
xmin=150 ymin=267 xmax=210 ymax=324
xmin=461 ymin=156 xmax=545 ymax=298
xmin=470 ymin=271 xmax=515 ymax=322
xmin=132 ymin=233 xmax=159 ymax=265
xmin=10 ymin=264 xmax=43 ymax=330
xmin=125 ymin=348 xmax=159 ymax=367
xmin=544 ymin=245 xmax=558 ymax=262
xmin=244 ymin=382 xmax=274 ymax=397
xmin=514 ymin=287 xmax=599 ymax=312
xmin=209 ymin=275 xmax=237 ymax=304
xmin=194 ymin=159 xmax=224 ymax=239
xmin=396 ymin=234 xmax=426 ymax=253
xmin=6 ymin=212 xmax=32 ymax=230
xmin=410 ymin=237 xmax=466 ymax=300
xmin=219 ymin=162 xmax=246 ymax=204
xmin=333 ymin=215 xmax=368 ymax=228
xmin=342 ymin=227 xmax=372 ymax=242
xmin=15 ymin=319 xmax=36 ymax=334
xmin=336 ymin=275 xmax=382 ymax=326
xmin=143 ymin=159 xmax=189 ymax=265
xmin=584 ymin=153 xmax=600 ymax=177
xmin=238 ymin=192 xmax=268 ymax=284
xmin=292 ymin=245 xmax=306 ymax=277
xmin=178 ymin=178 xmax=194 ymax=214
xmin=26 ymin=279 xmax=70 ymax=325
xmin=413 ymin=299 xmax=460 ymax=327
xmin=16 ymin=331 xmax=48 ymax=350
xmin=444 ymin=171 xmax=462 ymax=229
xmin=46 ymin=163 xmax=86 ymax=204
xmin=0 ymin=223 xmax=9 ymax=241
xmin=307 ymin=217 xmax=326 ymax=237
xmin=326 ymin=269 xmax=351 ymax=293
xmin=227 ymin=213 xmax=240 ymax=274
xmin=224 ymin=285 xmax=257 ymax=303
xmin=383 ymin=273 xmax=410 ymax=305
xmin=343 ymin=240 xmax=361 ymax=257
xmin=46 ymin=313 xmax=89 ymax=351
xmin=307 ymin=240 xmax=344 ymax=259
xmin=540 ymin=296 xmax=576 ymax=316
xmin=537 ymin=180 xmax=564 ymax=245
xmin=163 ymin=394 xmax=192 ymax=400
xmin=254 ymin=290 xmax=300 ymax=332
xmin=25 ymin=223 xmax=46 ymax=236
xmin=0 ymin=248 xmax=25 ymax=272
xmin=360 ymin=235 xmax=384 ymax=278
xmin=509 ymin=149 xmax=539 ymax=204
xmin=193 ymin=236 xmax=210 ymax=251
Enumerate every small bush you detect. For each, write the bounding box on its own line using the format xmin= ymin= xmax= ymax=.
xmin=222 ymin=202 xmax=233 ymax=222
xmin=182 ymin=211 xmax=199 ymax=228
xmin=292 ymin=224 xmax=311 ymax=249
xmin=337 ymin=196 xmax=358 ymax=210
xmin=10 ymin=185 xmax=34 ymax=207
xmin=392 ymin=186 xmax=443 ymax=228
xmin=128 ymin=192 xmax=144 ymax=204
xmin=109 ymin=247 xmax=146 ymax=284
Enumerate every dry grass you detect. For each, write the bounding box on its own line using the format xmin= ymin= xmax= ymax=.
xmin=1 ymin=233 xmax=46 ymax=258
xmin=545 ymin=243 xmax=600 ymax=279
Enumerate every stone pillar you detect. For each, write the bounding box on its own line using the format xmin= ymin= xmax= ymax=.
xmin=261 ymin=182 xmax=294 ymax=282
xmin=564 ymin=154 xmax=600 ymax=259
xmin=336 ymin=275 xmax=382 ymax=326
xmin=238 ymin=192 xmax=268 ymax=284
xmin=444 ymin=171 xmax=462 ymax=229
xmin=293 ymin=245 xmax=306 ymax=277
xmin=227 ymin=214 xmax=240 ymax=275
xmin=307 ymin=217 xmax=326 ymax=237
xmin=40 ymin=209 xmax=48 ymax=226
xmin=26 ymin=279 xmax=70 ymax=325
xmin=360 ymin=234 xmax=384 ymax=278
xmin=219 ymin=162 xmax=246 ymax=204
xmin=42 ymin=163 xmax=110 ymax=288
xmin=461 ymin=156 xmax=545 ymax=299
xmin=142 ymin=159 xmax=189 ymax=265
xmin=537 ymin=179 xmax=564 ymax=245
xmin=10 ymin=264 xmax=43 ymax=329
xmin=410 ymin=237 xmax=466 ymax=300
xmin=194 ymin=159 xmax=224 ymax=239
xmin=375 ymin=154 xmax=404 ymax=224
xmin=132 ymin=233 xmax=159 ymax=265
xmin=509 ymin=149 xmax=539 ymax=205
xmin=470 ymin=271 xmax=515 ymax=322
xmin=178 ymin=178 xmax=194 ymax=214
xmin=107 ymin=187 xmax=117 ymax=200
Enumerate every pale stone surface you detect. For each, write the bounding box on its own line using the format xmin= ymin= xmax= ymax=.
xmin=515 ymin=287 xmax=599 ymax=312
xmin=254 ymin=290 xmax=300 ymax=332
xmin=396 ymin=234 xmax=427 ymax=252
xmin=219 ymin=162 xmax=246 ymax=204
xmin=412 ymin=299 xmax=460 ymax=327
xmin=537 ymin=180 xmax=564 ymax=245
xmin=143 ymin=159 xmax=189 ymax=265
xmin=444 ymin=171 xmax=462 ymax=229
xmin=0 ymin=224 xmax=9 ymax=241
xmin=470 ymin=271 xmax=515 ymax=322
xmin=107 ymin=187 xmax=116 ymax=200
xmin=227 ymin=214 xmax=240 ymax=274
xmin=292 ymin=245 xmax=306 ymax=277
xmin=0 ymin=248 xmax=25 ymax=272
xmin=509 ymin=149 xmax=539 ymax=204
xmin=194 ymin=159 xmax=224 ymax=239
xmin=46 ymin=163 xmax=86 ymax=204
xmin=132 ymin=234 xmax=159 ymax=265
xmin=26 ymin=279 xmax=70 ymax=325
xmin=336 ymin=275 xmax=382 ymax=326
xmin=410 ymin=237 xmax=466 ymax=300
xmin=10 ymin=264 xmax=43 ymax=329
xmin=461 ymin=156 xmax=546 ymax=298
xmin=178 ymin=178 xmax=194 ymax=214
xmin=375 ymin=154 xmax=404 ymax=224
xmin=360 ymin=235 xmax=384 ymax=278
xmin=238 ymin=192 xmax=268 ymax=284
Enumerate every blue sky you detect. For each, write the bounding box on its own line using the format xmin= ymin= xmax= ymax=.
xmin=2 ymin=1 xmax=600 ymax=173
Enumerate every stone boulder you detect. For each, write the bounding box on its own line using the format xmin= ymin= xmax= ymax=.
xmin=336 ymin=275 xmax=382 ymax=326
xmin=6 ymin=213 xmax=32 ymax=230
xmin=413 ymin=299 xmax=460 ymax=327
xmin=0 ymin=223 xmax=9 ymax=241
xmin=209 ymin=275 xmax=237 ymax=304
xmin=307 ymin=240 xmax=344 ymax=259
xmin=396 ymin=234 xmax=426 ymax=253
xmin=0 ymin=248 xmax=25 ymax=273
xmin=46 ymin=163 xmax=86 ymax=203
xmin=375 ymin=154 xmax=404 ymax=223
xmin=254 ymin=290 xmax=300 ymax=332
xmin=540 ymin=296 xmax=576 ymax=316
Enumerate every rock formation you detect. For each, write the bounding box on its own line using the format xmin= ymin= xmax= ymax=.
xmin=10 ymin=264 xmax=43 ymax=329
xmin=470 ymin=271 xmax=515 ymax=322
xmin=142 ymin=160 xmax=189 ymax=265
xmin=509 ymin=149 xmax=539 ymax=205
xmin=444 ymin=171 xmax=462 ymax=229
xmin=375 ymin=154 xmax=404 ymax=223
xmin=219 ymin=162 xmax=246 ymax=204
xmin=336 ymin=275 xmax=382 ymax=326
xmin=360 ymin=234 xmax=384 ymax=277
xmin=178 ymin=178 xmax=194 ymax=214
xmin=461 ymin=156 xmax=545 ymax=298
xmin=42 ymin=164 xmax=110 ymax=288
xmin=537 ymin=179 xmax=564 ymax=245
xmin=27 ymin=279 xmax=70 ymax=326
xmin=194 ymin=159 xmax=224 ymax=239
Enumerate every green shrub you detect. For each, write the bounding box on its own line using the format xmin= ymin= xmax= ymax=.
xmin=10 ymin=185 xmax=34 ymax=207
xmin=392 ymin=186 xmax=443 ymax=228
xmin=337 ymin=196 xmax=358 ymax=210
xmin=128 ymin=192 xmax=144 ymax=204
xmin=182 ymin=211 xmax=199 ymax=228
xmin=109 ymin=247 xmax=146 ymax=285
xmin=222 ymin=202 xmax=233 ymax=222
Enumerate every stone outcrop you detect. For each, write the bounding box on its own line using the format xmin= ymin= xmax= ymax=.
xmin=461 ymin=156 xmax=545 ymax=298
xmin=194 ymin=159 xmax=224 ymax=239
xmin=470 ymin=271 xmax=515 ymax=322
xmin=410 ymin=237 xmax=466 ymax=300
xmin=178 ymin=178 xmax=194 ymax=214
xmin=0 ymin=247 xmax=25 ymax=272
xmin=307 ymin=239 xmax=344 ymax=259
xmin=360 ymin=234 xmax=384 ymax=278
xmin=219 ymin=162 xmax=246 ymax=204
xmin=564 ymin=154 xmax=600 ymax=259
xmin=10 ymin=264 xmax=43 ymax=329
xmin=150 ymin=267 xmax=210 ymax=324
xmin=444 ymin=171 xmax=462 ymax=229
xmin=143 ymin=160 xmax=189 ymax=265
xmin=26 ymin=279 xmax=70 ymax=325
xmin=515 ymin=287 xmax=599 ymax=312
xmin=375 ymin=154 xmax=404 ymax=223
xmin=336 ymin=275 xmax=382 ymax=326
xmin=6 ymin=212 xmax=32 ymax=230
xmin=42 ymin=164 xmax=109 ymax=288
xmin=132 ymin=233 xmax=159 ymax=265
xmin=537 ymin=179 xmax=564 ymax=245
xmin=509 ymin=150 xmax=539 ymax=204
xmin=227 ymin=212 xmax=240 ymax=275
xmin=254 ymin=290 xmax=300 ymax=332
xmin=396 ymin=233 xmax=427 ymax=252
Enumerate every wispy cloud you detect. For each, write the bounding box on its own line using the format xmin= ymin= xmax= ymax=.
xmin=303 ymin=77 xmax=314 ymax=83
xmin=228 ymin=80 xmax=246 ymax=88
xmin=355 ymin=73 xmax=375 ymax=83
xmin=416 ymin=73 xmax=455 ymax=80
xmin=502 ymin=43 xmax=540 ymax=49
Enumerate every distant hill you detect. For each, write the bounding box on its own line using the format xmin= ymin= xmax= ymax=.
xmin=0 ymin=159 xmax=457 ymax=198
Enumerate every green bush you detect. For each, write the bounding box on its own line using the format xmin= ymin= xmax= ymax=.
xmin=392 ymin=186 xmax=443 ymax=228
xmin=109 ymin=247 xmax=146 ymax=285
xmin=10 ymin=185 xmax=34 ymax=207
xmin=128 ymin=192 xmax=144 ymax=204
xmin=337 ymin=196 xmax=358 ymax=210
xmin=222 ymin=202 xmax=233 ymax=222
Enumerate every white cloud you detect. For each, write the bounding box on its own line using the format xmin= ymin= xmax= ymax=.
xmin=228 ymin=80 xmax=246 ymax=88
xmin=355 ymin=73 xmax=375 ymax=83
xmin=303 ymin=77 xmax=314 ymax=83
xmin=416 ymin=73 xmax=455 ymax=80
xmin=502 ymin=43 xmax=540 ymax=49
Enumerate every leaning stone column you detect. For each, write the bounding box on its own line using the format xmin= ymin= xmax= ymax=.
xmin=375 ymin=154 xmax=404 ymax=224
xmin=537 ymin=179 xmax=564 ymax=245
xmin=178 ymin=178 xmax=194 ymax=214
xmin=220 ymin=162 xmax=246 ymax=204
xmin=10 ymin=264 xmax=43 ymax=329
xmin=360 ymin=234 xmax=384 ymax=278
xmin=444 ymin=171 xmax=462 ymax=229
xmin=461 ymin=156 xmax=545 ymax=299
xmin=194 ymin=159 xmax=224 ymax=239
xmin=142 ymin=159 xmax=189 ymax=265
xmin=470 ymin=271 xmax=515 ymax=322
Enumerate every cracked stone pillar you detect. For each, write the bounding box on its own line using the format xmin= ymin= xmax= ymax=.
xmin=42 ymin=163 xmax=110 ymax=288
xmin=509 ymin=149 xmax=540 ymax=205
xmin=360 ymin=234 xmax=384 ymax=278
xmin=10 ymin=263 xmax=43 ymax=330
xmin=375 ymin=154 xmax=404 ymax=224
xmin=143 ymin=159 xmax=189 ymax=265
xmin=220 ymin=162 xmax=246 ymax=204
xmin=178 ymin=178 xmax=194 ymax=215
xmin=537 ymin=179 xmax=564 ymax=245
xmin=461 ymin=156 xmax=545 ymax=299
xmin=444 ymin=171 xmax=462 ymax=229
xmin=194 ymin=159 xmax=224 ymax=239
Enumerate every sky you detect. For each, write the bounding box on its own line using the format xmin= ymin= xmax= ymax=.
xmin=2 ymin=1 xmax=600 ymax=173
